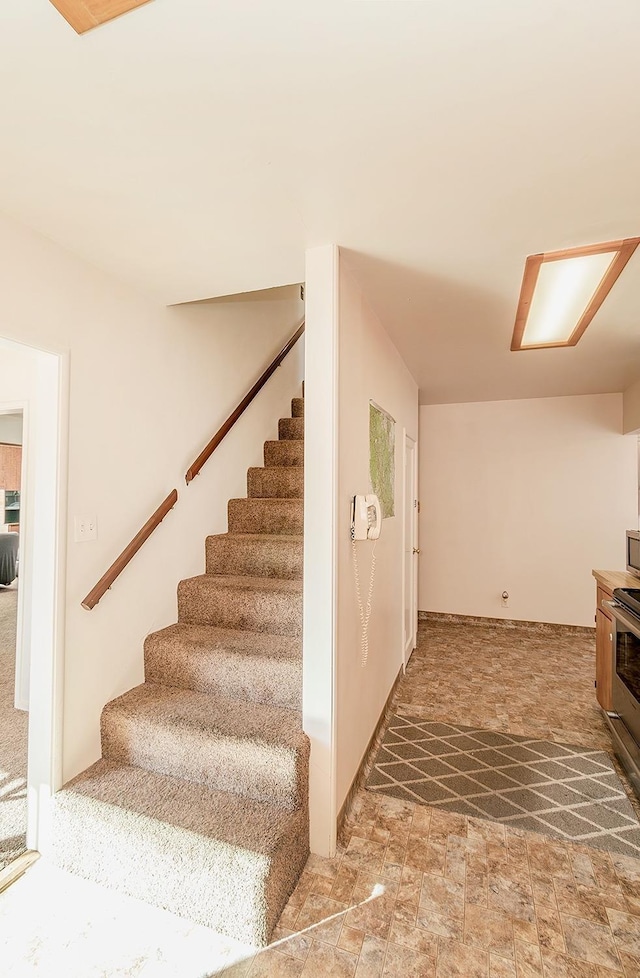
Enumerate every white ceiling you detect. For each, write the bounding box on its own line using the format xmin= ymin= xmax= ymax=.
xmin=1 ymin=0 xmax=640 ymax=404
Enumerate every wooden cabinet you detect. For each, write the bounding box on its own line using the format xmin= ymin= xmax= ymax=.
xmin=0 ymin=444 xmax=21 ymax=490
xmin=595 ymin=604 xmax=614 ymax=711
xmin=593 ymin=569 xmax=640 ymax=712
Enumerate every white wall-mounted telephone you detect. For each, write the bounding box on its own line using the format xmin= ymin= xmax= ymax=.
xmin=351 ymin=494 xmax=382 ymax=541
xmin=351 ymin=494 xmax=382 ymax=668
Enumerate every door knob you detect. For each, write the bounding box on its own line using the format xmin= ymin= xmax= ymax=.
xmin=413 ymin=547 xmax=421 ymax=555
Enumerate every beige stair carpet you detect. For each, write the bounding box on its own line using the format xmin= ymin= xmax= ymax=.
xmin=51 ymin=393 xmax=308 ymax=946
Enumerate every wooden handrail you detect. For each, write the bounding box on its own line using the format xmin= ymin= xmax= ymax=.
xmin=185 ymin=319 xmax=305 ymax=484
xmin=81 ymin=489 xmax=178 ymax=610
xmin=82 ymin=319 xmax=303 ymax=610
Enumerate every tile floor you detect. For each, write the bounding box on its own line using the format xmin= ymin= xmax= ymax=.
xmin=2 ymin=618 xmax=640 ymax=976
xmin=257 ymin=791 xmax=640 ymax=977
xmin=401 ymin=617 xmax=640 ymax=824
xmin=231 ymin=619 xmax=640 ymax=977
xmin=400 ymin=617 xmax=608 ymax=748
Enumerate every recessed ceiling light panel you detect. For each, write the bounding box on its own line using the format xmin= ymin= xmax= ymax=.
xmin=511 ymin=237 xmax=640 ymax=351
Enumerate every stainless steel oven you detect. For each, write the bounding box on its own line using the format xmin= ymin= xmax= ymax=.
xmin=606 ymin=593 xmax=640 ymax=797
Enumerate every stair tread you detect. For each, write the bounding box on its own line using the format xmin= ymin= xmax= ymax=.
xmin=247 ymin=467 xmax=303 ymax=498
xmin=247 ymin=467 xmax=302 ymax=475
xmin=248 ymin=471 xmax=302 ymax=479
xmin=264 ymin=440 xmax=304 ymax=450
xmin=205 ymin=532 xmax=302 ymax=545
xmin=229 ymin=497 xmax=303 ymax=506
xmin=227 ymin=498 xmax=303 ymax=535
xmin=144 ymin=624 xmax=302 ymax=710
xmin=263 ymin=441 xmax=304 ymax=467
xmin=58 ymin=758 xmax=304 ymax=856
xmin=181 ymin=573 xmax=302 ymax=593
xmin=278 ymin=418 xmax=304 ymax=440
xmin=53 ymin=758 xmax=309 ymax=944
xmin=104 ymin=682 xmax=306 ymax=751
xmin=205 ymin=533 xmax=302 ymax=580
xmin=178 ymin=574 xmax=301 ymax=637
xmin=147 ymin=622 xmax=302 ymax=659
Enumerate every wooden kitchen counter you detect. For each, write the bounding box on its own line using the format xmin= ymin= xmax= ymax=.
xmin=593 ymin=569 xmax=640 ymax=592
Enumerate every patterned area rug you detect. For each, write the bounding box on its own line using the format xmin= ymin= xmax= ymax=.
xmin=366 ymin=714 xmax=640 ymax=858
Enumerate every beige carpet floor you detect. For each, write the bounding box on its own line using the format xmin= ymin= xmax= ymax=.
xmin=0 ymin=583 xmax=27 ymax=872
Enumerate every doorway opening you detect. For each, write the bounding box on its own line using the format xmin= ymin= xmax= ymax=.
xmin=0 ymin=411 xmax=25 ymax=872
xmin=403 ymin=432 xmax=418 ymax=669
xmin=0 ymin=336 xmax=66 ymax=882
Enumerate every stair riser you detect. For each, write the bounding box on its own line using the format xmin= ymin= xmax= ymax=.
xmin=50 ymin=791 xmax=309 ymax=945
xmin=278 ymin=417 xmax=304 ymax=440
xmin=101 ymin=711 xmax=307 ymax=810
xmin=144 ymin=642 xmax=302 ymax=710
xmin=206 ymin=535 xmax=303 ymax=579
xmin=228 ymin=499 xmax=303 ymax=535
xmin=247 ymin=467 xmax=303 ymax=499
xmin=178 ymin=580 xmax=302 ymax=637
xmin=291 ymin=398 xmax=304 ymax=418
xmin=264 ymin=441 xmax=303 ymax=467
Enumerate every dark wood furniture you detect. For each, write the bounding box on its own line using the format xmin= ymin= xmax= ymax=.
xmin=592 ymin=569 xmax=640 ymax=712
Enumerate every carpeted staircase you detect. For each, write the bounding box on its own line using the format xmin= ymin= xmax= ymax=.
xmin=51 ymin=394 xmax=308 ymax=946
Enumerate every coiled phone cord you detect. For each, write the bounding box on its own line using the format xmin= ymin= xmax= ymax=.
xmin=352 ymin=537 xmax=377 ymax=667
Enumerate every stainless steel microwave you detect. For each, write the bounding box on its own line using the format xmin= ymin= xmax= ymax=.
xmin=626 ymin=530 xmax=640 ymax=578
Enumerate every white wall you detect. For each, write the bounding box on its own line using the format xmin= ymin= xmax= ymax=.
xmin=303 ymin=248 xmax=418 ymax=852
xmin=419 ymin=394 xmax=637 ymax=627
xmin=0 ymin=412 xmax=23 ymax=445
xmin=303 ymin=245 xmax=339 ymax=856
xmin=0 ymin=211 xmax=303 ymax=789
xmin=336 ymin=259 xmax=418 ymax=809
xmin=623 ymin=376 xmax=640 ymax=434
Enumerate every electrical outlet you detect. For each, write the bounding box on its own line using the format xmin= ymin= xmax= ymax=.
xmin=501 ymin=590 xmax=509 ymax=608
xmin=74 ymin=515 xmax=97 ymax=542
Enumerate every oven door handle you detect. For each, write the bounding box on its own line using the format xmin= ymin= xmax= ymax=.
xmin=606 ymin=601 xmax=640 ymax=639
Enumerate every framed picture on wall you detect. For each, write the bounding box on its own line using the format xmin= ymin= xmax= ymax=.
xmin=369 ymin=401 xmax=395 ymax=518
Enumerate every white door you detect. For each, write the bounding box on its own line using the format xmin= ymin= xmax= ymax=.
xmin=403 ymin=433 xmax=418 ymax=668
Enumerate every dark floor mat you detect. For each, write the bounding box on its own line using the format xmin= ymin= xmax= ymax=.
xmin=366 ymin=714 xmax=640 ymax=858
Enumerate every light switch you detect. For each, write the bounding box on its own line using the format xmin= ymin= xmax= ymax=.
xmin=74 ymin=516 xmax=98 ymax=542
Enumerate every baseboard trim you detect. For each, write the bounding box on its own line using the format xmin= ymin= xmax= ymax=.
xmin=418 ymin=610 xmax=594 ymax=635
xmin=337 ymin=665 xmax=403 ymax=835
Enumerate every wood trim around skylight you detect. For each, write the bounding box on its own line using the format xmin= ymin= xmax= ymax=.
xmin=49 ymin=0 xmax=153 ymax=34
xmin=511 ymin=236 xmax=640 ymax=352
